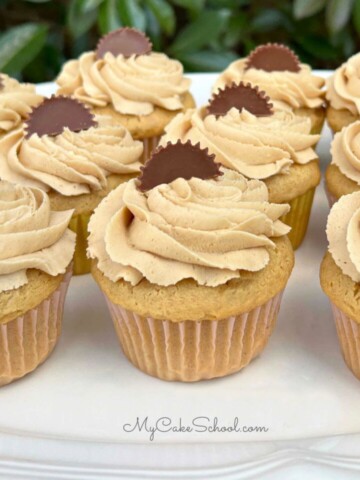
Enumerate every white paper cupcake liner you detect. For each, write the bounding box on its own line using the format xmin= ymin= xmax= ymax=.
xmin=331 ymin=301 xmax=360 ymax=380
xmin=0 ymin=268 xmax=72 ymax=387
xmin=105 ymin=290 xmax=284 ymax=382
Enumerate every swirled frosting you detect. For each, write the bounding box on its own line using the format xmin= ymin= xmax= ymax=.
xmin=213 ymin=59 xmax=325 ymax=109
xmin=0 ymin=181 xmax=75 ymax=293
xmin=326 ymin=53 xmax=360 ymax=115
xmin=326 ymin=191 xmax=360 ymax=282
xmin=88 ymin=168 xmax=290 ymax=287
xmin=160 ymin=107 xmax=319 ymax=180
xmin=0 ymin=74 xmax=42 ymax=134
xmin=56 ymin=51 xmax=191 ymax=116
xmin=331 ymin=120 xmax=360 ymax=186
xmin=0 ymin=115 xmax=143 ymax=196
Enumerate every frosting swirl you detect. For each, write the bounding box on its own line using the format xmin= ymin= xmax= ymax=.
xmin=213 ymin=59 xmax=325 ymax=109
xmin=0 ymin=74 xmax=42 ymax=134
xmin=0 ymin=115 xmax=143 ymax=196
xmin=56 ymin=51 xmax=191 ymax=115
xmin=160 ymin=107 xmax=319 ymax=180
xmin=0 ymin=181 xmax=75 ymax=293
xmin=326 ymin=53 xmax=360 ymax=115
xmin=88 ymin=168 xmax=290 ymax=287
xmin=326 ymin=191 xmax=360 ymax=282
xmin=331 ymin=120 xmax=360 ymax=185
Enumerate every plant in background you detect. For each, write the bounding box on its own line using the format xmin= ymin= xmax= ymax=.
xmin=0 ymin=0 xmax=359 ymax=82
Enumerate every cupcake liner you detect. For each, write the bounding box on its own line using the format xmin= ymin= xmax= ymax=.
xmin=105 ymin=290 xmax=284 ymax=382
xmin=140 ymin=135 xmax=161 ymax=164
xmin=0 ymin=267 xmax=72 ymax=387
xmin=281 ymin=187 xmax=316 ymax=250
xmin=330 ymin=301 xmax=360 ymax=380
xmin=69 ymin=213 xmax=92 ymax=275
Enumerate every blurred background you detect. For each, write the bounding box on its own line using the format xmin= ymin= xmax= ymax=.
xmin=0 ymin=0 xmax=358 ymax=82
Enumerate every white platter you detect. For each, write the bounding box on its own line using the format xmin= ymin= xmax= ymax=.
xmin=2 ymin=72 xmax=360 ymax=479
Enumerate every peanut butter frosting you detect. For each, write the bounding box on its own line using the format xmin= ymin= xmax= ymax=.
xmin=160 ymin=107 xmax=319 ymax=180
xmin=326 ymin=191 xmax=360 ymax=282
xmin=0 ymin=115 xmax=143 ymax=196
xmin=0 ymin=181 xmax=75 ymax=293
xmin=213 ymin=59 xmax=325 ymax=109
xmin=330 ymin=120 xmax=360 ymax=185
xmin=326 ymin=53 xmax=360 ymax=114
xmin=56 ymin=51 xmax=191 ymax=116
xmin=0 ymin=74 xmax=42 ymax=134
xmin=88 ymin=168 xmax=290 ymax=287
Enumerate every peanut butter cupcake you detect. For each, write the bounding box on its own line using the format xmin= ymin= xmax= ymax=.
xmin=213 ymin=44 xmax=325 ymax=134
xmin=56 ymin=28 xmax=195 ymax=160
xmin=0 ymin=181 xmax=75 ymax=386
xmin=0 ymin=96 xmax=143 ymax=275
xmin=0 ymin=73 xmax=42 ymax=139
xmin=326 ymin=53 xmax=360 ymax=133
xmin=325 ymin=121 xmax=360 ymax=206
xmin=320 ymin=192 xmax=360 ymax=380
xmin=160 ymin=83 xmax=321 ymax=249
xmin=88 ymin=142 xmax=294 ymax=382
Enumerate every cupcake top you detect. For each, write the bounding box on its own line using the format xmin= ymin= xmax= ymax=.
xmin=0 ymin=181 xmax=75 ymax=293
xmin=330 ymin=120 xmax=360 ymax=186
xmin=213 ymin=44 xmax=325 ymax=109
xmin=326 ymin=191 xmax=360 ymax=282
xmin=326 ymin=52 xmax=360 ymax=115
xmin=56 ymin=28 xmax=191 ymax=116
xmin=160 ymin=83 xmax=319 ymax=180
xmin=88 ymin=141 xmax=290 ymax=287
xmin=0 ymin=96 xmax=143 ymax=196
xmin=0 ymin=73 xmax=43 ymax=134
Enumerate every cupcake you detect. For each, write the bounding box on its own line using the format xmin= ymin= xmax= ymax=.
xmin=326 ymin=53 xmax=360 ymax=133
xmin=160 ymin=83 xmax=320 ymax=249
xmin=325 ymin=121 xmax=360 ymax=206
xmin=0 ymin=95 xmax=143 ymax=275
xmin=56 ymin=27 xmax=195 ymax=160
xmin=320 ymin=192 xmax=360 ymax=380
xmin=0 ymin=73 xmax=42 ymax=139
xmin=0 ymin=181 xmax=75 ymax=386
xmin=213 ymin=44 xmax=325 ymax=134
xmin=88 ymin=141 xmax=294 ymax=382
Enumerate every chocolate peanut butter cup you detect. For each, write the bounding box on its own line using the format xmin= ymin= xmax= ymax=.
xmin=208 ymin=82 xmax=273 ymax=117
xmin=138 ymin=140 xmax=222 ymax=191
xmin=245 ymin=43 xmax=301 ymax=73
xmin=25 ymin=96 xmax=97 ymax=138
xmin=96 ymin=27 xmax=152 ymax=60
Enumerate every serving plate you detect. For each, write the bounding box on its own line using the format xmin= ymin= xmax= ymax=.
xmin=2 ymin=72 xmax=360 ymax=479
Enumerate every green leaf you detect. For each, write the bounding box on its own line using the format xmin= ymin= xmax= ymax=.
xmin=296 ymin=36 xmax=338 ymax=60
xmin=326 ymin=0 xmax=354 ymax=33
xmin=222 ymin=13 xmax=248 ymax=48
xmin=251 ymin=8 xmax=288 ymax=32
xmin=175 ymin=50 xmax=238 ymax=72
xmin=145 ymin=0 xmax=175 ymax=36
xmin=98 ymin=0 xmax=122 ymax=34
xmin=353 ymin=0 xmax=360 ymax=34
xmin=82 ymin=0 xmax=104 ymax=12
xmin=117 ymin=0 xmax=146 ymax=31
xmin=0 ymin=23 xmax=47 ymax=75
xmin=144 ymin=5 xmax=163 ymax=50
xmin=169 ymin=0 xmax=204 ymax=11
xmin=169 ymin=9 xmax=231 ymax=54
xmin=67 ymin=0 xmax=99 ymax=38
xmin=293 ymin=0 xmax=326 ymax=19
xmin=24 ymin=0 xmax=52 ymax=2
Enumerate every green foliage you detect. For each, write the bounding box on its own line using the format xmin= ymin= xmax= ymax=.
xmin=0 ymin=0 xmax=360 ymax=81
